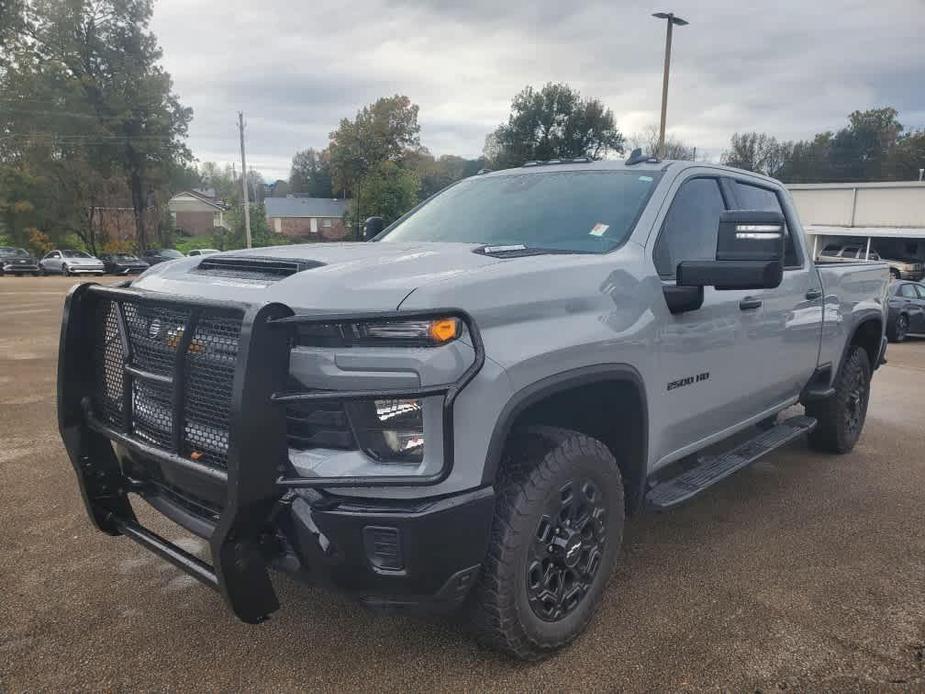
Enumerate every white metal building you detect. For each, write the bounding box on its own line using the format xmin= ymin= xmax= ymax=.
xmin=786 ymin=181 xmax=925 ymax=268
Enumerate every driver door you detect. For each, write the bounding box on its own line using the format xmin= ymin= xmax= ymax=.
xmin=650 ymin=175 xmax=781 ymax=467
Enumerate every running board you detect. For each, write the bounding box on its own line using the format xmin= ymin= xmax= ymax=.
xmin=646 ymin=415 xmax=817 ymax=510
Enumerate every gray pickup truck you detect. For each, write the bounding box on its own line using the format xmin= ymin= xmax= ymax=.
xmin=58 ymin=155 xmax=889 ymax=660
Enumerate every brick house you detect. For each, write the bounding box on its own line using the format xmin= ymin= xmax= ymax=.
xmin=167 ymin=189 xmax=229 ymax=236
xmin=264 ymin=197 xmax=350 ymax=241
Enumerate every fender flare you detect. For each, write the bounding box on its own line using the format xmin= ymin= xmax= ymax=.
xmin=480 ymin=364 xmax=649 ymax=507
xmin=837 ymin=311 xmax=885 ymax=377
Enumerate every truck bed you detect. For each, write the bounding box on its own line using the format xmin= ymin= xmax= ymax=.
xmin=815 ymin=261 xmax=890 ymax=373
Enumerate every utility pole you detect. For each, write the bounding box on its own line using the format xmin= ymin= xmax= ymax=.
xmin=237 ymin=111 xmax=252 ymax=248
xmin=652 ymin=12 xmax=689 ymax=159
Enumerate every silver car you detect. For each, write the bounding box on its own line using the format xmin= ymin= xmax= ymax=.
xmin=39 ymin=249 xmax=105 ymax=276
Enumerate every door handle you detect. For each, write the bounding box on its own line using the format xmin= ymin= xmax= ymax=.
xmin=739 ymin=297 xmax=762 ymax=311
xmin=805 ymin=288 xmax=823 ymax=300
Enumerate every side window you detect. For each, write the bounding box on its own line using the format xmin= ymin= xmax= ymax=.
xmin=898 ymin=284 xmax=917 ymax=298
xmin=733 ymin=182 xmax=800 ymax=267
xmin=915 ymin=285 xmax=925 ymax=300
xmin=653 ymin=178 xmax=725 ymax=278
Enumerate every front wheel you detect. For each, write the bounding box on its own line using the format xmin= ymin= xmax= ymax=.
xmin=806 ymin=345 xmax=871 ymax=453
xmin=890 ymin=268 xmax=901 ymax=280
xmin=468 ymin=426 xmax=624 ymax=660
xmin=62 ymin=264 xmax=70 ymax=276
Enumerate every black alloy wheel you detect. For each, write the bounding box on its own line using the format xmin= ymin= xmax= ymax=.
xmin=526 ymin=478 xmax=607 ymax=622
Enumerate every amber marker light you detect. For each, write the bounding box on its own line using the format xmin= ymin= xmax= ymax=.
xmin=429 ymin=318 xmax=460 ymax=343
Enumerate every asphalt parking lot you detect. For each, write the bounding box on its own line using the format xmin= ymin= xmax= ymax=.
xmin=1 ymin=276 xmax=924 ymax=691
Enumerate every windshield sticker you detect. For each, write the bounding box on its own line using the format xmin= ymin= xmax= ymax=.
xmin=589 ymin=223 xmax=609 ymax=237
xmin=638 ymin=175 xmax=654 ymax=182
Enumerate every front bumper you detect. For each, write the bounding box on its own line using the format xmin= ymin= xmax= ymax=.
xmin=57 ymin=282 xmax=488 ymax=622
xmin=68 ymin=266 xmax=106 ymax=274
xmin=1 ymin=262 xmax=38 ymax=273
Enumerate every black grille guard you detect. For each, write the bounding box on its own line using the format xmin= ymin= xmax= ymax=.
xmin=57 ymin=282 xmax=485 ymax=623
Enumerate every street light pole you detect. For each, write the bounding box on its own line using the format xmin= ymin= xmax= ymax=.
xmin=652 ymin=12 xmax=689 ymax=159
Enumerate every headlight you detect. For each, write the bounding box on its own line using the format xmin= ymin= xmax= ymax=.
xmin=345 ymin=398 xmax=425 ymax=463
xmin=296 ymin=317 xmax=460 ymax=348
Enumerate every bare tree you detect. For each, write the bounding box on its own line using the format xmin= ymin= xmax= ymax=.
xmin=630 ymin=124 xmax=697 ymax=160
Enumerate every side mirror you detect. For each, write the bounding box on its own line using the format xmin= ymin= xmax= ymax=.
xmin=362 ymin=216 xmax=385 ymax=241
xmin=677 ymin=210 xmax=785 ymax=291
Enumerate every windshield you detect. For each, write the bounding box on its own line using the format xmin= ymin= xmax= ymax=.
xmin=159 ymin=249 xmax=183 ymax=258
xmin=113 ymin=254 xmax=138 ymax=260
xmin=63 ymin=250 xmax=92 ymax=258
xmin=0 ymin=248 xmax=30 ymax=257
xmin=379 ymin=170 xmax=661 ymax=253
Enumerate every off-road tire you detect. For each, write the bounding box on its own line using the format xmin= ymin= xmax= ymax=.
xmin=468 ymin=426 xmax=624 ymax=660
xmin=888 ymin=314 xmax=908 ymax=343
xmin=806 ymin=345 xmax=871 ymax=453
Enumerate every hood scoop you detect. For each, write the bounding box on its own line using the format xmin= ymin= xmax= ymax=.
xmin=192 ymin=255 xmax=325 ymax=282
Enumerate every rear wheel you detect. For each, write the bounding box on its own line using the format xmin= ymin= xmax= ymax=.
xmin=469 ymin=426 xmax=624 ymax=660
xmin=806 ymin=345 xmax=871 ymax=453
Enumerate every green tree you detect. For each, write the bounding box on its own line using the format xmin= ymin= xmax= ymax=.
xmin=289 ymin=148 xmax=333 ymax=197
xmin=887 ymin=130 xmax=925 ymax=180
xmin=827 ymin=107 xmax=903 ymax=181
xmin=348 ymin=161 xmax=420 ymax=234
xmin=484 ymin=83 xmax=624 ymax=169
xmin=327 ymin=95 xmax=422 ymax=197
xmin=407 ymin=153 xmax=488 ymax=198
xmin=5 ymin=0 xmax=193 ymax=249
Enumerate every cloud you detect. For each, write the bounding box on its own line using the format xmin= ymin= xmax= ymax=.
xmin=151 ymin=0 xmax=925 ymax=180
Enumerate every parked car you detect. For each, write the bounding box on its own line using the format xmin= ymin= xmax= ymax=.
xmin=187 ymin=248 xmax=220 ymax=257
xmin=817 ymin=244 xmax=923 ymax=280
xmin=58 ymin=157 xmax=889 ymax=660
xmin=139 ymin=248 xmax=185 ymax=266
xmin=39 ymin=249 xmax=104 ymax=276
xmin=0 ymin=247 xmax=40 ymax=276
xmin=887 ymin=280 xmax=925 ymax=342
xmin=99 ymin=253 xmax=150 ymax=275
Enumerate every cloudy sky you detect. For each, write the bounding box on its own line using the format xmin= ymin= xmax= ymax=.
xmin=151 ymin=0 xmax=925 ymax=182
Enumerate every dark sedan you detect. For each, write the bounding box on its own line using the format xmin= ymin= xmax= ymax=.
xmin=0 ymin=247 xmax=40 ymax=276
xmin=139 ymin=248 xmax=185 ymax=266
xmin=99 ymin=253 xmax=149 ymax=275
xmin=887 ymin=280 xmax=925 ymax=342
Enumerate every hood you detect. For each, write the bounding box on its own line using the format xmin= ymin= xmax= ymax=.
xmin=131 ymin=242 xmax=505 ymax=311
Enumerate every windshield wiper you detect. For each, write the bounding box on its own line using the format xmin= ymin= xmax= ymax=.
xmin=476 ymin=244 xmax=594 ymax=258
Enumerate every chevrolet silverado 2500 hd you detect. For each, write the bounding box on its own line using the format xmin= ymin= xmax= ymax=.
xmin=58 ymin=156 xmax=889 ymax=660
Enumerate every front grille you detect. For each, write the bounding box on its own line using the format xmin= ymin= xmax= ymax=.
xmin=90 ymin=297 xmax=243 ymax=470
